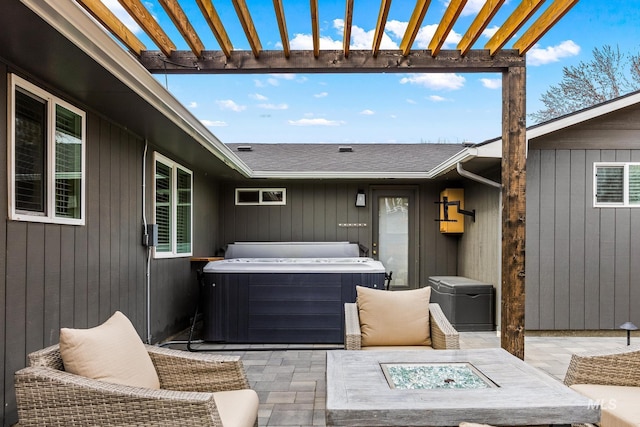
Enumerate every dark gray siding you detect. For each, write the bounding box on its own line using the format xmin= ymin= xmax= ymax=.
xmin=219 ymin=180 xmax=459 ymax=285
xmin=0 ymin=65 xmax=219 ymax=425
xmin=526 ymin=111 xmax=640 ymax=330
xmin=457 ymin=172 xmax=502 ymax=325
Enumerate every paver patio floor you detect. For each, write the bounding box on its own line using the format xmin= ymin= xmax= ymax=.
xmin=167 ymin=332 xmax=629 ymax=426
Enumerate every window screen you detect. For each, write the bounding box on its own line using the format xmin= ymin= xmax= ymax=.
xmin=595 ymin=166 xmax=624 ymax=204
xmin=14 ymin=88 xmax=47 ymax=214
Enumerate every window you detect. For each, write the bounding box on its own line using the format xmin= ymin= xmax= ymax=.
xmin=153 ymin=153 xmax=192 ymax=258
xmin=235 ymin=188 xmax=286 ymax=205
xmin=594 ymin=163 xmax=640 ymax=207
xmin=9 ymin=74 xmax=85 ymax=224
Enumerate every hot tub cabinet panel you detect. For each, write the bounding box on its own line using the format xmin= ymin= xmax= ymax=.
xmin=202 ymin=269 xmax=386 ymax=343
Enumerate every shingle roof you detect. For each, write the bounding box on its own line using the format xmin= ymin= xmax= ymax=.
xmin=226 ymin=143 xmax=465 ymax=174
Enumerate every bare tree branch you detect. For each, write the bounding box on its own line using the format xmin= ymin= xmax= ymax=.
xmin=530 ymin=45 xmax=640 ymax=123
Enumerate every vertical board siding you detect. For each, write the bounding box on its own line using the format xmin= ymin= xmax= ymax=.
xmin=569 ymin=150 xmax=586 ymax=329
xmin=219 ymin=181 xmax=457 ymax=286
xmin=554 ymin=150 xmax=571 ymax=329
xmin=457 ymin=175 xmax=501 ymax=326
xmin=527 ymin=147 xmax=640 ymax=330
xmin=0 ymin=68 xmax=6 ymax=425
xmin=525 ymin=149 xmax=541 ymax=329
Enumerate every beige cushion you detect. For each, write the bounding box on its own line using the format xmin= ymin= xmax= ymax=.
xmin=356 ymin=286 xmax=431 ymax=347
xmin=213 ymin=389 xmax=260 ymax=427
xmin=571 ymin=384 xmax=640 ymax=427
xmin=59 ymin=311 xmax=160 ymax=389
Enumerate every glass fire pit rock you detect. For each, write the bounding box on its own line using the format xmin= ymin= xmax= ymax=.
xmin=381 ymin=363 xmax=497 ymax=390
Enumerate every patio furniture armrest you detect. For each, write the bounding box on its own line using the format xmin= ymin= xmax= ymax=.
xmin=15 ymin=366 xmax=222 ymax=426
xmin=564 ymin=344 xmax=640 ymax=387
xmin=429 ymin=303 xmax=460 ymax=350
xmin=146 ymin=345 xmax=251 ymax=392
xmin=344 ymin=303 xmax=362 ymax=350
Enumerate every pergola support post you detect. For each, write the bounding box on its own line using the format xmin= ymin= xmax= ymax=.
xmin=501 ymin=65 xmax=527 ymax=359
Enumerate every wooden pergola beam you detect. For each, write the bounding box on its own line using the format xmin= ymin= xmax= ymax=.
xmin=501 ymin=66 xmax=527 ymax=360
xmin=311 ymin=0 xmax=320 ymax=58
xmin=139 ymin=49 xmax=524 ymax=74
xmin=343 ymin=0 xmax=354 ymax=57
xmin=485 ymin=0 xmax=545 ymax=55
xmin=117 ymin=0 xmax=176 ymax=58
xmin=457 ymin=0 xmax=506 ymax=56
xmin=428 ymin=0 xmax=468 ymax=57
xmin=400 ymin=0 xmax=432 ymax=56
xmin=195 ymin=0 xmax=233 ymax=58
xmin=513 ymin=0 xmax=579 ymax=55
xmin=231 ymin=0 xmax=262 ymax=58
xmin=76 ymin=0 xmax=146 ymax=55
xmin=372 ymin=0 xmax=392 ymax=56
xmin=273 ymin=0 xmax=290 ymax=58
xmin=158 ymin=0 xmax=204 ymax=58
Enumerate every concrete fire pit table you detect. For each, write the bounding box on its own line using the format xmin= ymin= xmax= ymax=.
xmin=326 ymin=348 xmax=599 ymax=426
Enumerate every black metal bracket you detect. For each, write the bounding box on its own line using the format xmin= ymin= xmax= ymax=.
xmin=434 ymin=196 xmax=476 ymax=222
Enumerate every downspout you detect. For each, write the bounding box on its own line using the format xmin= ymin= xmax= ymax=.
xmin=456 ymin=162 xmax=501 ymax=189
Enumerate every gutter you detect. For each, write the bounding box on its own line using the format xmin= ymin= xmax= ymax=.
xmin=456 ymin=163 xmax=501 ymax=189
xmin=22 ymin=0 xmax=253 ymax=178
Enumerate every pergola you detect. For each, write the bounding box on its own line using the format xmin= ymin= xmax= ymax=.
xmin=76 ymin=0 xmax=579 ymax=359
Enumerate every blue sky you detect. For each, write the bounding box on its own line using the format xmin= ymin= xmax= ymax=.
xmin=104 ymin=0 xmax=640 ymax=144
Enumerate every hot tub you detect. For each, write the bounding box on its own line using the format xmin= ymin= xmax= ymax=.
xmin=202 ymin=243 xmax=386 ymax=343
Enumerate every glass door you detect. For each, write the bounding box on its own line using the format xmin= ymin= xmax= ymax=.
xmin=372 ymin=189 xmax=417 ymax=289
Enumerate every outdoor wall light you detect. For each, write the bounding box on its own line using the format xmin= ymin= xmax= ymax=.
xmin=355 ymin=189 xmax=366 ymax=207
xmin=619 ymin=321 xmax=638 ymax=345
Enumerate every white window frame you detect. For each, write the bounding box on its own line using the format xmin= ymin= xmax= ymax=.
xmin=153 ymin=152 xmax=193 ymax=258
xmin=593 ymin=162 xmax=640 ymax=207
xmin=235 ymin=188 xmax=286 ymax=205
xmin=8 ymin=74 xmax=86 ymax=225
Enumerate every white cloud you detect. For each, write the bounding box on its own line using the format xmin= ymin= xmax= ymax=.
xmin=459 ymin=0 xmax=489 ymax=16
xmin=288 ymin=118 xmax=344 ymax=126
xmin=271 ymin=74 xmax=296 ymax=80
xmin=480 ymin=78 xmax=501 ymax=89
xmin=482 ymin=26 xmax=500 ymax=39
xmin=527 ymin=40 xmax=581 ymax=66
xmin=290 ymin=33 xmax=343 ymax=50
xmin=314 ymin=92 xmax=328 ymax=98
xmin=290 ymin=19 xmax=398 ymax=51
xmin=384 ymin=20 xmax=461 ymax=49
xmin=250 ymin=93 xmax=268 ymax=101
xmin=188 ymin=101 xmax=198 ymax=108
xmin=258 ymin=103 xmax=289 ymax=110
xmin=406 ymin=99 xmax=417 ymax=104
xmin=428 ymin=95 xmax=447 ymax=102
xmin=201 ymin=119 xmax=227 ymax=127
xmin=400 ymin=73 xmax=466 ymax=90
xmin=216 ymin=99 xmax=246 ymax=112
xmin=103 ymin=0 xmax=142 ymax=33
xmin=360 ymin=109 xmax=375 ymax=115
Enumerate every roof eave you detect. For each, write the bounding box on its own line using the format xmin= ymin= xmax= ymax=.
xmin=22 ymin=0 xmax=253 ymax=177
xmin=530 ymin=91 xmax=640 ymax=140
xmin=250 ymin=171 xmax=433 ymax=179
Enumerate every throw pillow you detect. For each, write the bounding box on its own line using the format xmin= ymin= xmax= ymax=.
xmin=59 ymin=311 xmax=160 ymax=389
xmin=357 ymin=286 xmax=431 ymax=347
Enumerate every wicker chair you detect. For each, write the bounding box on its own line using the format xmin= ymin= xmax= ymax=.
xmin=564 ymin=344 xmax=640 ymax=427
xmin=344 ymin=302 xmax=460 ymax=350
xmin=14 ymin=344 xmax=258 ymax=427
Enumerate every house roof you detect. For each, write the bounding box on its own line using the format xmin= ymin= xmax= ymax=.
xmin=226 ymin=143 xmax=465 ymax=179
